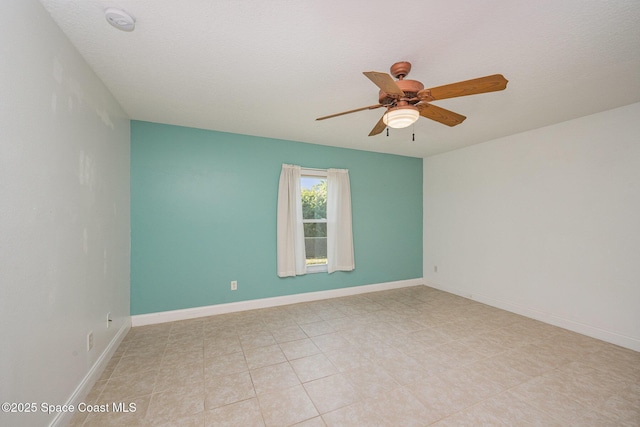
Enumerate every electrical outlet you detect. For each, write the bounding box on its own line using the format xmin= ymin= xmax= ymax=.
xmin=87 ymin=331 xmax=94 ymax=352
xmin=107 ymin=312 xmax=112 ymax=329
xmin=230 ymin=280 xmax=237 ymax=291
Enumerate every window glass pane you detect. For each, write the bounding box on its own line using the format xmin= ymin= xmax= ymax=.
xmin=301 ymin=178 xmax=327 ymax=220
xmin=301 ymin=175 xmax=327 ymax=266
xmin=304 ymin=223 xmax=327 ymax=265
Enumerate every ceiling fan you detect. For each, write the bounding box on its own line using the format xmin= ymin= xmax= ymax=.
xmin=316 ymin=61 xmax=508 ymax=136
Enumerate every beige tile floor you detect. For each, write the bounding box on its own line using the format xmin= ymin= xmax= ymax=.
xmin=71 ymin=286 xmax=640 ymax=426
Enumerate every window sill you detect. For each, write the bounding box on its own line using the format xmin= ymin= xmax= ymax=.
xmin=306 ymin=264 xmax=328 ymax=274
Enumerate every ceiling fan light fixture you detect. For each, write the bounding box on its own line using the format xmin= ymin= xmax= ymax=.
xmin=383 ymin=105 xmax=420 ymax=129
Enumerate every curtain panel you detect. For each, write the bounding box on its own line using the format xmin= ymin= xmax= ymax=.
xmin=327 ymin=168 xmax=355 ymax=273
xmin=276 ymin=164 xmax=307 ymax=277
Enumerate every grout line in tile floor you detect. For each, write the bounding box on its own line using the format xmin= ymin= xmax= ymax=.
xmin=70 ymin=285 xmax=640 ymax=427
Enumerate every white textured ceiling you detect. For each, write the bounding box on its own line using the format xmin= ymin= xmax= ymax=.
xmin=40 ymin=0 xmax=640 ymax=158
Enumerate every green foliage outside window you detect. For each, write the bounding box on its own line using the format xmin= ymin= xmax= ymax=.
xmin=302 ymin=179 xmax=327 ymax=264
xmin=301 ymin=180 xmax=327 ymax=221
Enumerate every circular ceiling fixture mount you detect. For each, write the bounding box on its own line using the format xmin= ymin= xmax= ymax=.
xmin=105 ymin=8 xmax=136 ymax=32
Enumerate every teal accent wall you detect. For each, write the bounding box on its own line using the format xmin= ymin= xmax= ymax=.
xmin=131 ymin=121 xmax=422 ymax=315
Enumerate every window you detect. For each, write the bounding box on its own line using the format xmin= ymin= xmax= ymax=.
xmin=277 ymin=164 xmax=354 ymax=277
xmin=301 ymin=170 xmax=327 ymax=272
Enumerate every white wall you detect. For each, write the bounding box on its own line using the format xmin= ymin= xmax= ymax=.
xmin=424 ymin=102 xmax=640 ymax=351
xmin=0 ymin=1 xmax=130 ymax=426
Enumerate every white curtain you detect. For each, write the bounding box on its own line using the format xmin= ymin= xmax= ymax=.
xmin=327 ymin=168 xmax=355 ymax=273
xmin=276 ymin=164 xmax=307 ymax=277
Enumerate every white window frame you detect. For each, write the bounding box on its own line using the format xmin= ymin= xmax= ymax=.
xmin=301 ymin=168 xmax=328 ymax=273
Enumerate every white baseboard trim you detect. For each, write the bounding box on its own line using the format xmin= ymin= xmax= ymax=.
xmin=426 ymin=280 xmax=640 ymax=352
xmin=50 ymin=319 xmax=131 ymax=427
xmin=131 ymin=278 xmax=423 ymax=327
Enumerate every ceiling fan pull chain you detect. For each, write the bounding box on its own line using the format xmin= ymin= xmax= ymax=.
xmin=386 ymin=127 xmax=389 ymax=137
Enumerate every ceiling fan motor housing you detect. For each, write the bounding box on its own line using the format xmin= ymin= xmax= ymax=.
xmin=378 ymin=79 xmax=424 ymax=105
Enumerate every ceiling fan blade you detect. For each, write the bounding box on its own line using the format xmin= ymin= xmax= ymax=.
xmin=418 ymin=74 xmax=508 ymax=101
xmin=316 ymin=104 xmax=383 ymax=121
xmin=368 ymin=113 xmax=387 ymax=136
xmin=417 ymin=103 xmax=466 ymax=127
xmin=363 ymin=71 xmax=405 ymax=97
